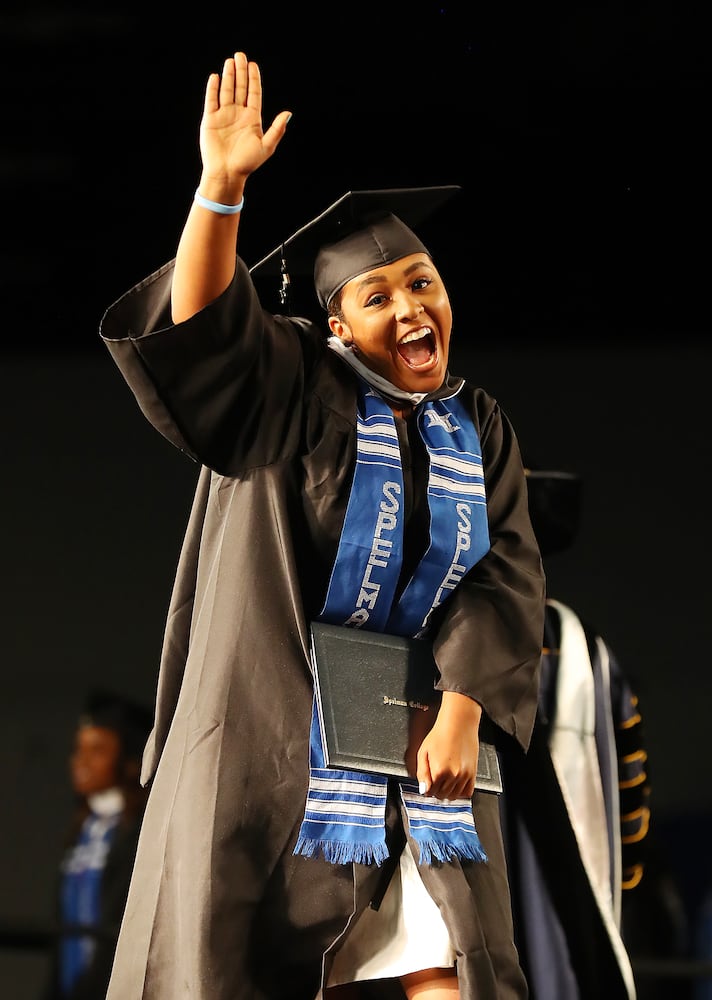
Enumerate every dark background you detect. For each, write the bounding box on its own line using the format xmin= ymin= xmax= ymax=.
xmin=1 ymin=4 xmax=710 ymax=996
xmin=4 ymin=3 xmax=711 ymax=347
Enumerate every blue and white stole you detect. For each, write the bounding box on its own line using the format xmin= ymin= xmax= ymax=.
xmin=59 ymin=809 xmax=121 ymax=994
xmin=294 ymin=368 xmax=491 ymax=866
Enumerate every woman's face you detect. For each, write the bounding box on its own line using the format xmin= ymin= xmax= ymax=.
xmin=70 ymin=724 xmax=122 ymax=797
xmin=327 ymin=253 xmax=452 ymax=394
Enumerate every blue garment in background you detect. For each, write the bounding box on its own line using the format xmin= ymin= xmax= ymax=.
xmin=59 ymin=813 xmax=120 ymax=996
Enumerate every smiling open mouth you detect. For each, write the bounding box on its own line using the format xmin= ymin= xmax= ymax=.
xmin=397 ymin=328 xmax=436 ymax=368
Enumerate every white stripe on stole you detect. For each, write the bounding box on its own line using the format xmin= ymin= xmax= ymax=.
xmin=428 ymin=474 xmax=487 ymax=498
xmin=401 ymin=792 xmax=475 ymax=824
xmin=407 ymin=810 xmax=475 ymax=829
xmin=428 ymin=452 xmax=485 ymax=498
xmin=429 ymin=451 xmax=484 ymax=476
xmin=309 ymin=775 xmax=385 ymax=794
xmin=359 ymin=416 xmax=399 ymax=435
xmin=305 ymin=800 xmax=385 ymax=817
xmin=404 ymin=804 xmax=475 ymax=824
xmin=357 ymin=423 xmax=401 ymax=463
xmin=303 ymin=816 xmax=385 ymax=829
xmin=357 ymin=440 xmax=402 ymax=461
xmin=358 ymin=419 xmax=399 ymax=438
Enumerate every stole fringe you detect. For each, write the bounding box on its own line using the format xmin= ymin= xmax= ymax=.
xmin=294 ymin=835 xmax=487 ymax=867
xmin=415 ymin=838 xmax=489 ymax=866
xmin=294 ymin=836 xmax=390 ymax=867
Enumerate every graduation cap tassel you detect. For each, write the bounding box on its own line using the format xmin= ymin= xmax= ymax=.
xmin=279 ymin=245 xmax=291 ymax=312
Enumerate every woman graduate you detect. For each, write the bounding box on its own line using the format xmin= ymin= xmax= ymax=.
xmin=98 ymin=52 xmax=545 ymax=1000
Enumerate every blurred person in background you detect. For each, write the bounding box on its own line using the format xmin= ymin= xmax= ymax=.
xmin=501 ymin=464 xmax=658 ymax=1000
xmin=43 ymin=690 xmax=152 ymax=1000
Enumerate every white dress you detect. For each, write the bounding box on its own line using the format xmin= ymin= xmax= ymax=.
xmin=327 ymin=841 xmax=456 ymax=986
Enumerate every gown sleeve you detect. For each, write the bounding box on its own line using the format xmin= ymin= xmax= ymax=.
xmin=99 ymin=256 xmax=315 ymax=476
xmin=432 ymin=387 xmax=546 ymax=752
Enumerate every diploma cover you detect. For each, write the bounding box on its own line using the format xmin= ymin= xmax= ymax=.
xmin=309 ymin=622 xmax=503 ymax=793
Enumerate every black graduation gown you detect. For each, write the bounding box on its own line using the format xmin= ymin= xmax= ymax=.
xmin=98 ymin=257 xmax=546 ymax=999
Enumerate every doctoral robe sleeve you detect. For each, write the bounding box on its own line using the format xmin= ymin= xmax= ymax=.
xmin=99 ymin=257 xmax=311 ymax=475
xmin=432 ymin=389 xmax=545 ymax=752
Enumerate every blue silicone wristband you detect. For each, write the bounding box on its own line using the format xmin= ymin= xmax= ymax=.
xmin=194 ymin=189 xmax=244 ymax=215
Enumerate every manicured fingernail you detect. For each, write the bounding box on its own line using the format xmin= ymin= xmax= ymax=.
xmin=419 ymin=781 xmax=427 ymax=795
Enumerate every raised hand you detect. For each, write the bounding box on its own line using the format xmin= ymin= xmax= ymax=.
xmin=199 ymin=51 xmax=291 ymax=198
xmin=171 ymin=51 xmax=292 ymax=323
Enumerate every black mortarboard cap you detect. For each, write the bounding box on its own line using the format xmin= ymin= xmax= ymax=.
xmin=78 ymin=689 xmax=153 ymax=760
xmin=524 ymin=466 xmax=583 ymax=557
xmin=250 ymin=186 xmax=461 ymax=311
